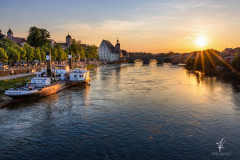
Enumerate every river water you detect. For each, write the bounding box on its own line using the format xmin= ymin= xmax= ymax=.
xmin=0 ymin=63 xmax=240 ymax=160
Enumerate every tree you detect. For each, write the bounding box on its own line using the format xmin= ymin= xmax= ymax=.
xmin=27 ymin=26 xmax=50 ymax=48
xmin=68 ymin=39 xmax=78 ymax=60
xmin=23 ymin=44 xmax=34 ymax=61
xmin=68 ymin=39 xmax=86 ymax=61
xmin=0 ymin=47 xmax=8 ymax=62
xmin=232 ymin=54 xmax=240 ymax=71
xmin=34 ymin=48 xmax=42 ymax=62
xmin=0 ymin=38 xmax=15 ymax=50
xmin=53 ymin=44 xmax=66 ymax=62
xmin=51 ymin=48 xmax=57 ymax=61
xmin=7 ymin=47 xmax=20 ymax=63
xmin=78 ymin=45 xmax=85 ymax=60
xmin=40 ymin=44 xmax=52 ymax=61
xmin=85 ymin=45 xmax=98 ymax=60
xmin=19 ymin=48 xmax=27 ymax=61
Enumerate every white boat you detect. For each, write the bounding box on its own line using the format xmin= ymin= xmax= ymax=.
xmin=4 ymin=76 xmax=71 ymax=99
xmin=52 ymin=65 xmax=69 ymax=80
xmin=5 ymin=64 xmax=71 ymax=99
xmin=178 ymin=63 xmax=186 ymax=67
xmin=69 ymin=68 xmax=90 ymax=84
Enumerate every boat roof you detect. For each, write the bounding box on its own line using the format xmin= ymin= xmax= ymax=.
xmin=56 ymin=65 xmax=67 ymax=67
xmin=32 ymin=77 xmax=50 ymax=80
xmin=71 ymin=68 xmax=88 ymax=73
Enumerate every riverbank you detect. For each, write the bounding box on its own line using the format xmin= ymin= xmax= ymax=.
xmin=0 ymin=75 xmax=34 ymax=92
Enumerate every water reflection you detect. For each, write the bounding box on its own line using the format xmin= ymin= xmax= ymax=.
xmin=1 ymin=64 xmax=240 ymax=160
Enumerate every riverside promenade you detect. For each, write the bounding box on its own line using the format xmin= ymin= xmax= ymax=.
xmin=0 ymin=73 xmax=35 ymax=80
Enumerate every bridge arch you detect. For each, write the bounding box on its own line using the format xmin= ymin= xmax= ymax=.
xmin=125 ymin=56 xmax=167 ymax=65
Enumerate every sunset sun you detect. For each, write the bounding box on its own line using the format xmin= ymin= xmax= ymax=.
xmin=195 ymin=36 xmax=207 ymax=47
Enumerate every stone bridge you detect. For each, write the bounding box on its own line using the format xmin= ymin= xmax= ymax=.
xmin=122 ymin=56 xmax=170 ymax=64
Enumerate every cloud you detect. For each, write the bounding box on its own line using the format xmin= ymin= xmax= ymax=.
xmin=184 ymin=36 xmax=193 ymax=40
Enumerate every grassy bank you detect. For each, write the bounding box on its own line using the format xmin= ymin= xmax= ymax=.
xmin=0 ymin=75 xmax=34 ymax=92
xmin=86 ymin=64 xmax=96 ymax=70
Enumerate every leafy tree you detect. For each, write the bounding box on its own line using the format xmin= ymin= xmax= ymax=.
xmin=232 ymin=54 xmax=240 ymax=71
xmin=23 ymin=44 xmax=35 ymax=61
xmin=34 ymin=48 xmax=42 ymax=61
xmin=0 ymin=38 xmax=15 ymax=50
xmin=40 ymin=44 xmax=52 ymax=61
xmin=27 ymin=26 xmax=50 ymax=48
xmin=51 ymin=48 xmax=57 ymax=61
xmin=78 ymin=45 xmax=85 ymax=60
xmin=85 ymin=45 xmax=98 ymax=60
xmin=68 ymin=39 xmax=86 ymax=60
xmin=0 ymin=47 xmax=8 ymax=62
xmin=7 ymin=47 xmax=20 ymax=63
xmin=68 ymin=39 xmax=78 ymax=60
xmin=19 ymin=48 xmax=27 ymax=61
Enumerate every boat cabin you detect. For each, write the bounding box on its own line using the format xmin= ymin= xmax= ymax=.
xmin=53 ymin=65 xmax=69 ymax=75
xmin=69 ymin=68 xmax=89 ymax=82
xmin=30 ymin=77 xmax=51 ymax=88
xmin=52 ymin=65 xmax=69 ymax=80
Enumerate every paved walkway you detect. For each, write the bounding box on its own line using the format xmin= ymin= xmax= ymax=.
xmin=0 ymin=73 xmax=35 ymax=80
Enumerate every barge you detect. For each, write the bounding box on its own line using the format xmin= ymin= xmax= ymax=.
xmin=5 ymin=77 xmax=71 ymax=99
xmin=4 ymin=51 xmax=90 ymax=100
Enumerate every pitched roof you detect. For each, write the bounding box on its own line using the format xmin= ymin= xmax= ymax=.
xmin=7 ymin=29 xmax=13 ymax=34
xmin=11 ymin=37 xmax=26 ymax=44
xmin=56 ymin=43 xmax=68 ymax=48
xmin=102 ymin=40 xmax=115 ymax=53
xmin=66 ymin=34 xmax=71 ymax=38
xmin=0 ymin=35 xmax=6 ymax=40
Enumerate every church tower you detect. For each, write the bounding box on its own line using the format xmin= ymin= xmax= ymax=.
xmin=7 ymin=28 xmax=13 ymax=38
xmin=66 ymin=33 xmax=72 ymax=47
xmin=115 ymin=38 xmax=121 ymax=53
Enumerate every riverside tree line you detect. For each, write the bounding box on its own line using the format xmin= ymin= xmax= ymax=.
xmin=185 ymin=49 xmax=240 ymax=79
xmin=0 ymin=26 xmax=98 ymax=65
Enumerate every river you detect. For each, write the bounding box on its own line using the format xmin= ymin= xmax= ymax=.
xmin=0 ymin=63 xmax=240 ymax=160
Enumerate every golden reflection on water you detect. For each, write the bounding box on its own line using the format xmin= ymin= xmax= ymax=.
xmin=84 ymin=84 xmax=90 ymax=106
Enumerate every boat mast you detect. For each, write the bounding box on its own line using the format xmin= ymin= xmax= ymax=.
xmin=46 ymin=51 xmax=52 ymax=77
xmin=69 ymin=51 xmax=72 ymax=70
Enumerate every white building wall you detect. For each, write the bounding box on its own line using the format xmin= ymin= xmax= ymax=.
xmin=98 ymin=41 xmax=120 ymax=62
xmin=98 ymin=42 xmax=111 ymax=61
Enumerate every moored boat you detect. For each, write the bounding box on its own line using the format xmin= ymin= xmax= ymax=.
xmin=69 ymin=68 xmax=91 ymax=84
xmin=4 ymin=51 xmax=73 ymax=100
xmin=178 ymin=63 xmax=186 ymax=67
xmin=5 ymin=77 xmax=70 ymax=99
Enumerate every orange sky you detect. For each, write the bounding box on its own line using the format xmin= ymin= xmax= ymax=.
xmin=1 ymin=0 xmax=240 ymax=53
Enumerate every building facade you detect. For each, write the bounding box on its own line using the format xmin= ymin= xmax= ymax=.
xmin=98 ymin=39 xmax=122 ymax=62
xmin=56 ymin=33 xmax=72 ymax=49
xmin=0 ymin=29 xmax=27 ymax=46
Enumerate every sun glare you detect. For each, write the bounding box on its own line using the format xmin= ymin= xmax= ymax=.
xmin=195 ymin=36 xmax=207 ymax=47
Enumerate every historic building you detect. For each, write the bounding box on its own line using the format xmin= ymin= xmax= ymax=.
xmin=0 ymin=30 xmax=5 ymax=40
xmin=98 ymin=39 xmax=124 ymax=62
xmin=56 ymin=33 xmax=72 ymax=49
xmin=0 ymin=28 xmax=27 ymax=46
xmin=56 ymin=33 xmax=87 ymax=50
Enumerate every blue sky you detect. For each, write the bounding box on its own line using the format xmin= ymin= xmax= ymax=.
xmin=1 ymin=0 xmax=240 ymax=53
